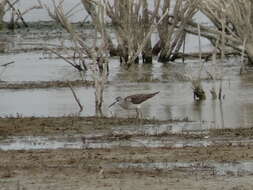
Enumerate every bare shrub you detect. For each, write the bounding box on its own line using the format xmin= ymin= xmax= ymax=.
xmin=154 ymin=0 xmax=199 ymax=62
xmin=199 ymin=0 xmax=253 ymax=64
xmin=105 ymin=0 xmax=162 ymax=65
xmin=83 ymin=0 xmax=167 ymax=66
xmin=42 ymin=0 xmax=109 ymax=115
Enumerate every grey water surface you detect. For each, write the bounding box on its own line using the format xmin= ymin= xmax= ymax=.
xmin=0 ymin=66 xmax=253 ymax=129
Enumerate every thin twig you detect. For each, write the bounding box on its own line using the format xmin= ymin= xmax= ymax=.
xmin=198 ymin=23 xmax=205 ymax=80
xmin=6 ymin=0 xmax=28 ymax=27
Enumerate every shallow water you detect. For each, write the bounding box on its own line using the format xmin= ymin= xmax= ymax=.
xmin=1 ymin=132 xmax=253 ymax=151
xmin=0 ymin=20 xmax=253 ymax=129
xmin=0 ymin=53 xmax=80 ymax=82
xmin=0 ymin=72 xmax=253 ymax=129
xmin=3 ymin=0 xmax=86 ymax=22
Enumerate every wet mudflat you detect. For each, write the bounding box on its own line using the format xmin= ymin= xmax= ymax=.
xmin=1 ymin=135 xmax=253 ymax=190
xmin=0 ymin=116 xmax=253 ymax=189
xmin=1 ymin=28 xmax=253 ymax=189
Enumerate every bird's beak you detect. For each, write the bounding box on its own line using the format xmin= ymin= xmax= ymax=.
xmin=108 ymin=100 xmax=117 ymax=108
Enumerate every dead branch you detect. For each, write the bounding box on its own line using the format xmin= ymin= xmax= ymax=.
xmin=88 ymin=0 xmax=163 ymax=66
xmin=43 ymin=0 xmax=109 ymax=114
xmin=126 ymin=8 xmax=169 ymax=66
xmin=6 ymin=0 xmax=28 ymax=27
xmin=155 ymin=0 xmax=199 ymax=62
xmin=14 ymin=5 xmax=42 ymax=24
xmin=81 ymin=0 xmax=115 ymax=55
xmin=199 ymin=0 xmax=253 ymax=64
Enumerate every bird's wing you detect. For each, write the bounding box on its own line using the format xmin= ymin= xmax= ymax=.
xmin=125 ymin=92 xmax=159 ymax=104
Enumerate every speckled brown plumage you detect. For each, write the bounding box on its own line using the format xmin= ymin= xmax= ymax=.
xmin=124 ymin=91 xmax=160 ymax=104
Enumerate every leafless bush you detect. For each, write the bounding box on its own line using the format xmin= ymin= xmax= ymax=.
xmin=42 ymin=0 xmax=109 ymax=115
xmin=105 ymin=0 xmax=162 ymax=65
xmin=83 ymin=0 xmax=170 ymax=66
xmin=154 ymin=0 xmax=199 ymax=62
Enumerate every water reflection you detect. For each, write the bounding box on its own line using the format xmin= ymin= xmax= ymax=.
xmin=114 ymin=161 xmax=253 ymax=176
xmin=0 ymin=73 xmax=253 ymax=129
xmin=0 ymin=49 xmax=253 ymax=129
xmin=1 ymin=133 xmax=253 ymax=151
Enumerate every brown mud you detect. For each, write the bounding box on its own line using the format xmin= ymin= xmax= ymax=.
xmin=0 ymin=117 xmax=253 ymax=190
xmin=0 ymin=116 xmax=170 ymax=136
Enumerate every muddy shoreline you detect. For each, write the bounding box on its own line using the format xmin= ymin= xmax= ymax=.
xmin=0 ymin=116 xmax=184 ymax=136
xmin=0 ymin=117 xmax=253 ymax=189
xmin=0 ymin=116 xmax=252 ymax=137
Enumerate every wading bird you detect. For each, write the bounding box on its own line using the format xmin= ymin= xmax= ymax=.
xmin=109 ymin=91 xmax=160 ymax=118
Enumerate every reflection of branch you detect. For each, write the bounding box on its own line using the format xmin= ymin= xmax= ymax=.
xmin=219 ymin=100 xmax=225 ymax=128
xmin=0 ymin=61 xmax=14 ymax=79
xmin=67 ymin=81 xmax=83 ymax=112
xmin=1 ymin=61 xmax=15 ymax=67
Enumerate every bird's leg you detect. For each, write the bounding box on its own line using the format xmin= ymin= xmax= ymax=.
xmin=139 ymin=109 xmax=143 ymax=119
xmin=136 ymin=108 xmax=143 ymax=120
xmin=136 ymin=108 xmax=139 ymax=119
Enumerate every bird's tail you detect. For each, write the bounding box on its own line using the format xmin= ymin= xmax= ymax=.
xmin=146 ymin=91 xmax=160 ymax=99
xmin=152 ymin=91 xmax=160 ymax=96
